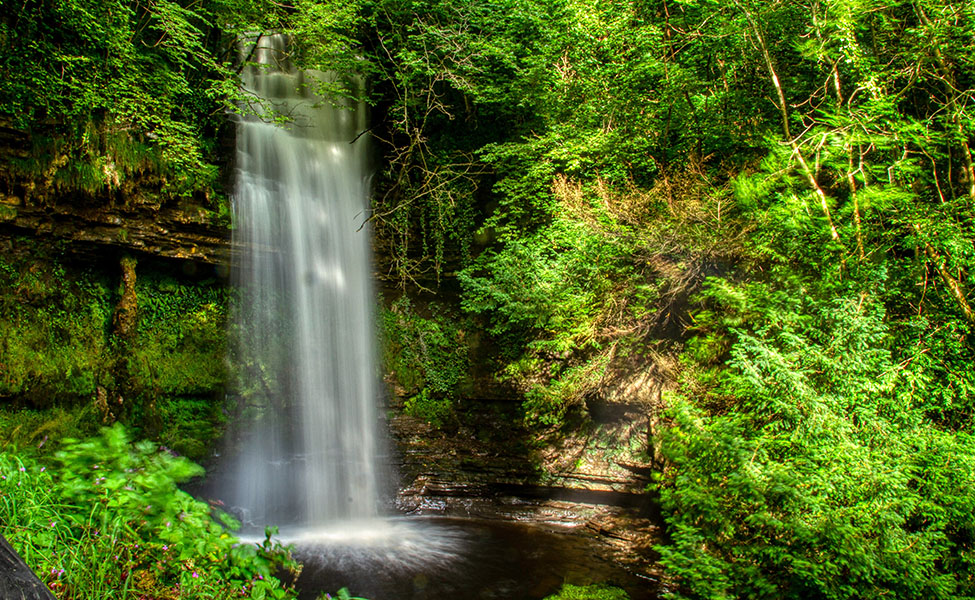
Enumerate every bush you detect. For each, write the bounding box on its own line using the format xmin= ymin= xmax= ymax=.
xmin=402 ymin=389 xmax=453 ymax=429
xmin=656 ymin=277 xmax=975 ymax=599
xmin=0 ymin=424 xmax=299 ymax=600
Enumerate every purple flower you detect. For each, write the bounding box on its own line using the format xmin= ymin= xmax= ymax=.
xmin=192 ymin=572 xmax=199 ymax=579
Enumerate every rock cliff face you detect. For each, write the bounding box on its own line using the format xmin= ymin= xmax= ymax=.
xmin=0 ymin=124 xmax=232 ymax=265
xmin=0 ymin=192 xmax=231 ymax=265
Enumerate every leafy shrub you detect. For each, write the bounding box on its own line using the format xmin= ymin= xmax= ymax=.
xmin=0 ymin=425 xmax=299 ymax=600
xmin=657 ymin=276 xmax=975 ymax=599
xmin=402 ymin=389 xmax=453 ymax=428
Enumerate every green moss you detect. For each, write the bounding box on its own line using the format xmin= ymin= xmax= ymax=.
xmin=381 ymin=295 xmax=472 ymax=426
xmin=0 ymin=247 xmax=230 ymax=456
xmin=151 ymin=396 xmax=225 ymax=460
xmin=0 ymin=405 xmax=100 ymax=453
xmin=0 ymin=251 xmax=113 ymax=404
xmin=543 ymin=584 xmax=629 ymax=600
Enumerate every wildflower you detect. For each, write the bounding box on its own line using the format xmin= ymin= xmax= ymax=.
xmin=19 ymin=466 xmax=25 ymax=472
xmin=40 ymin=467 xmax=45 ymax=472
xmin=192 ymin=572 xmax=199 ymax=579
xmin=49 ymin=521 xmax=55 ymax=528
xmin=162 ymin=545 xmax=168 ymax=551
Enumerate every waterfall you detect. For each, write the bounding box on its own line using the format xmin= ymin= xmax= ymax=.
xmin=227 ymin=34 xmax=379 ymax=529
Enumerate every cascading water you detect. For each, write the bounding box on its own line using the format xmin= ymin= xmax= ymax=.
xmin=222 ymin=35 xmax=465 ymax=595
xmin=228 ymin=34 xmax=379 ymax=529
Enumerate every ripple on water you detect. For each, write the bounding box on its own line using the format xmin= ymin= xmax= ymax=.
xmin=248 ymin=517 xmax=468 ymax=573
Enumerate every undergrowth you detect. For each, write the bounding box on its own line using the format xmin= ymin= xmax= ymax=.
xmin=0 ymin=425 xmax=299 ymax=600
xmin=543 ymin=584 xmax=630 ymax=600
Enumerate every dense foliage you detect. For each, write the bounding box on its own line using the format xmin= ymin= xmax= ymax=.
xmin=0 ymin=425 xmax=298 ymax=599
xmin=354 ymin=0 xmax=975 ymax=598
xmin=380 ymin=296 xmax=471 ymax=427
xmin=0 ymin=0 xmax=360 ymax=198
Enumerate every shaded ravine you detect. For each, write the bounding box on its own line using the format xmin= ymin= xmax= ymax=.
xmin=202 ymin=33 xmax=665 ymax=600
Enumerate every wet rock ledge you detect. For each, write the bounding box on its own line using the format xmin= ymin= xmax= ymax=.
xmin=0 ymin=193 xmax=230 ymax=265
xmin=388 ymin=393 xmax=665 ymax=580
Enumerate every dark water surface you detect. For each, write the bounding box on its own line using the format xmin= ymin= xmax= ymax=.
xmin=289 ymin=516 xmax=658 ymax=600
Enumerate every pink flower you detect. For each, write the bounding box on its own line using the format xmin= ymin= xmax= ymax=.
xmin=192 ymin=572 xmax=199 ymax=579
